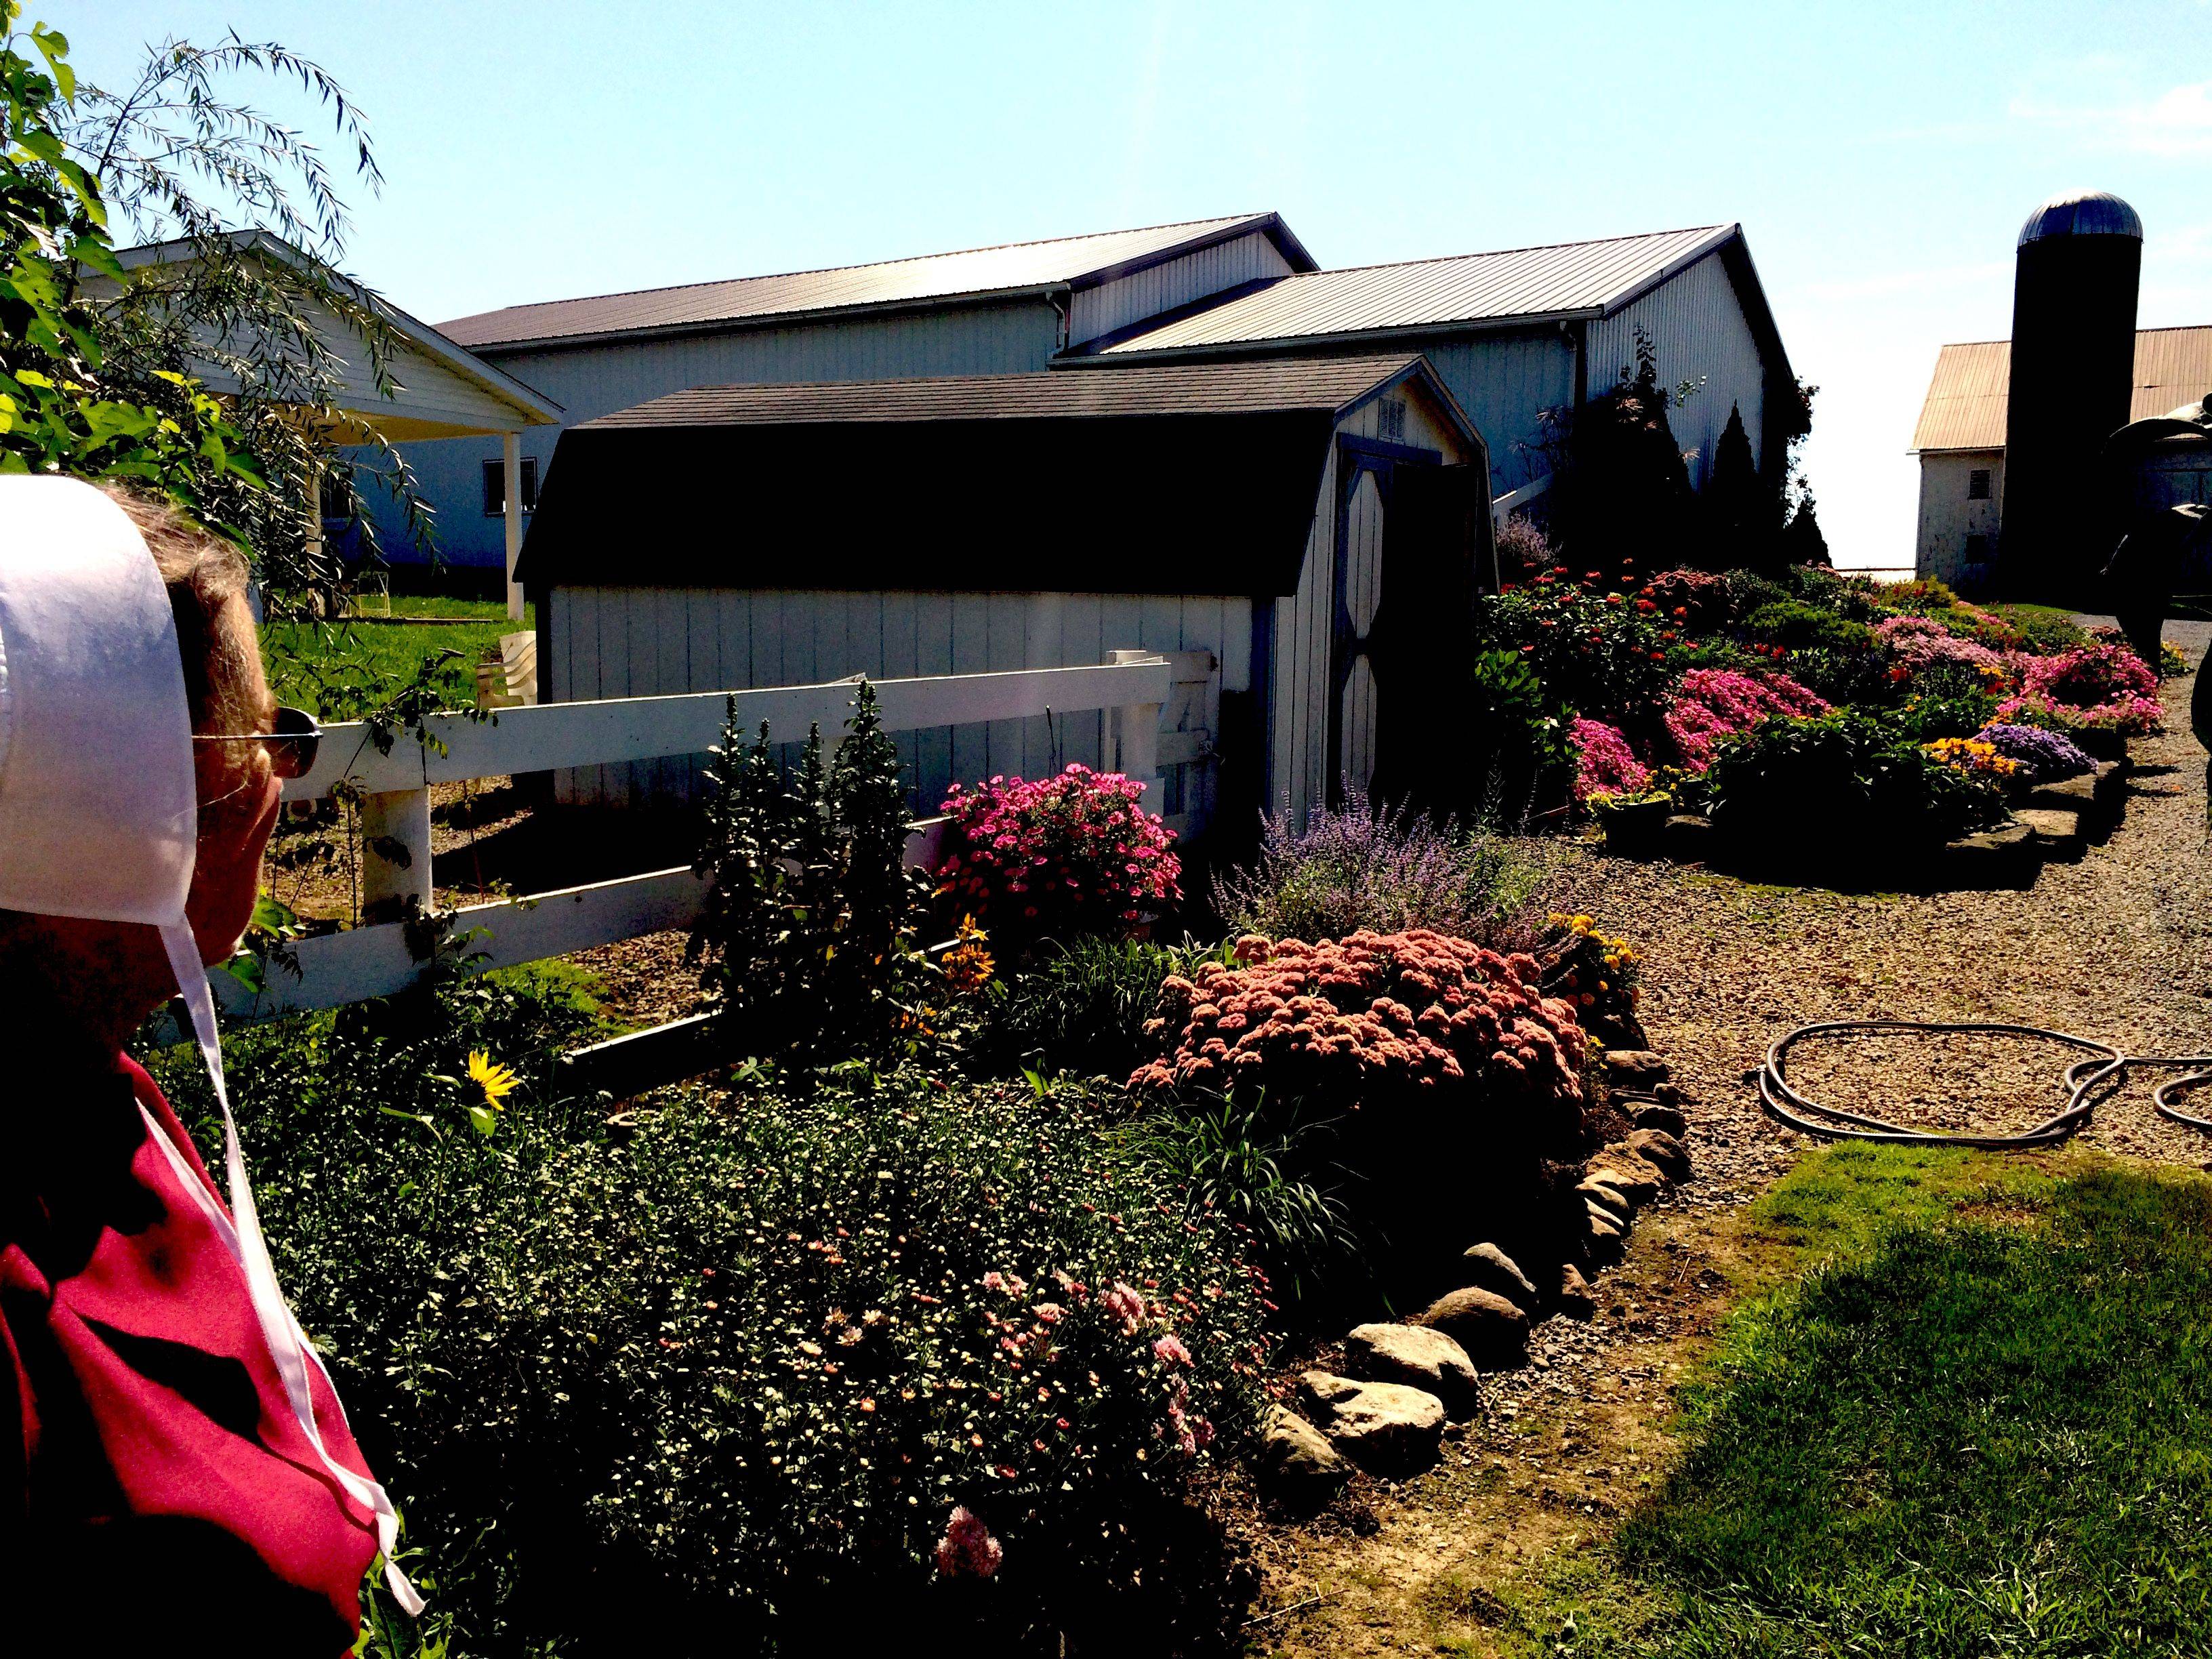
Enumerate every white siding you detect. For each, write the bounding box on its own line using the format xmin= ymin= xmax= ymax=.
xmin=375 ymin=298 xmax=1059 ymax=568
xmin=1069 ymin=231 xmax=1295 ymax=347
xmin=1914 ymin=450 xmax=2003 ymax=584
xmin=1411 ymin=331 xmax=1578 ymax=492
xmin=550 ymin=585 xmax=1250 ymax=812
xmin=1586 ymin=251 xmax=1768 ymax=489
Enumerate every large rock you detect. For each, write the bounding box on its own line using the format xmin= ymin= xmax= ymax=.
xmin=1587 ymin=1147 xmax=1664 ymax=1206
xmin=1554 ymin=1262 xmax=1597 ymax=1319
xmin=1603 ymin=1049 xmax=1671 ymax=1086
xmin=1625 ymin=1127 xmax=1690 ymax=1182
xmin=1298 ymin=1371 xmax=1446 ymax=1475
xmin=1631 ymin=1103 xmax=1689 ymax=1139
xmin=1343 ymin=1322 xmax=1481 ymax=1417
xmin=1577 ymin=1177 xmax=1633 ymax=1221
xmin=1414 ymin=1285 xmax=1530 ymax=1370
xmin=1256 ymin=1405 xmax=1349 ymax=1506
xmin=1583 ymin=1202 xmax=1627 ymax=1262
xmin=1458 ymin=1242 xmax=1540 ymax=1314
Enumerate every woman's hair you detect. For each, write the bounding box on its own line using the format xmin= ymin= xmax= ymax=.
xmin=97 ymin=483 xmax=256 ymax=735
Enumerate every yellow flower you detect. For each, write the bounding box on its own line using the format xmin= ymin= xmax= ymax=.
xmin=467 ymin=1050 xmax=520 ymax=1109
xmin=943 ymin=914 xmax=996 ymax=996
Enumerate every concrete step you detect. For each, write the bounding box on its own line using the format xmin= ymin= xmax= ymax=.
xmin=2015 ymin=805 xmax=2086 ymax=857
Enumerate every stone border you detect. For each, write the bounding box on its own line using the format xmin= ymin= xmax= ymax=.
xmin=1258 ymin=1048 xmax=1691 ymax=1502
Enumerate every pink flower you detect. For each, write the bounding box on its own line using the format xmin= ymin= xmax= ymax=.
xmin=1151 ymin=1333 xmax=1192 ymax=1366
xmin=1103 ymin=1282 xmax=1146 ymax=1334
xmin=1663 ymin=668 xmax=1828 ymax=771
xmin=935 ymin=1505 xmax=1004 ymax=1578
xmin=1569 ymin=716 xmax=1650 ymax=801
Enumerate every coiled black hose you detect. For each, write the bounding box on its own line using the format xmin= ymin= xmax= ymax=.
xmin=1757 ymin=1019 xmax=2212 ymax=1147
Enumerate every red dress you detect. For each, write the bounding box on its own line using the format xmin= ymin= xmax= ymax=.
xmin=1 ymin=1056 xmax=380 ymax=1651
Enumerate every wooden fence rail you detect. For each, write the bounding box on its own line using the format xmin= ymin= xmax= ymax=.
xmin=221 ymin=655 xmax=1176 ymax=1022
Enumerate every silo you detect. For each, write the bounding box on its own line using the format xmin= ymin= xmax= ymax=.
xmin=2000 ymin=188 xmax=2142 ymax=600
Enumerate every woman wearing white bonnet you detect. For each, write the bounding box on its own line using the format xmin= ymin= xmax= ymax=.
xmin=0 ymin=476 xmax=417 ymax=1650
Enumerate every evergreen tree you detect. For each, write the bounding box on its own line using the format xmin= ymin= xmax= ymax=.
xmin=1700 ymin=402 xmax=1769 ymax=570
xmin=1780 ymin=482 xmax=1832 ymax=567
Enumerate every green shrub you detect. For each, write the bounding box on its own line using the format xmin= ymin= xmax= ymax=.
xmin=1481 ymin=577 xmax=1671 ymax=729
xmin=1465 ymin=646 xmax=1577 ymax=815
xmin=1987 ymin=603 xmax=2090 ymax=655
xmin=979 ymin=935 xmax=1226 ymax=1081
xmin=1719 ymin=569 xmax=1790 ymax=622
xmin=1702 ymin=708 xmax=2009 ymax=859
xmin=1780 ymin=562 xmax=1886 ymax=622
xmin=1785 ymin=644 xmax=1908 ymax=708
xmin=155 ymin=1010 xmax=1271 ymax=1652
xmin=1891 ymin=687 xmax=2001 ymax=741
xmin=1123 ymin=1098 xmax=1357 ymax=1303
xmin=1879 ymin=577 xmax=1961 ymax=613
xmin=1742 ymin=600 xmax=1879 ymax=657
xmin=689 ymin=682 xmax=934 ymax=1069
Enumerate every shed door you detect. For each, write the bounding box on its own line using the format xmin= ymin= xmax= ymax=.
xmin=1328 ymin=442 xmax=1477 ymax=807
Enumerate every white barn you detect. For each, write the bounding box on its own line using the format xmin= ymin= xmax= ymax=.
xmin=515 ymin=355 xmax=1490 ymax=834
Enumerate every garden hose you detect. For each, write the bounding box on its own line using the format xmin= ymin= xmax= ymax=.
xmin=1756 ymin=1019 xmax=2212 ymax=1148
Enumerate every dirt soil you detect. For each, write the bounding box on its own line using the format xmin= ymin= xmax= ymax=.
xmin=1239 ymin=632 xmax=2212 ymax=1656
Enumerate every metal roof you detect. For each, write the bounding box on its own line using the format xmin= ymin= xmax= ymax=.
xmin=1910 ymin=325 xmax=2212 ymax=451
xmin=2018 ymin=188 xmax=2144 ymax=246
xmin=1082 ymin=225 xmax=1738 ymax=354
xmin=441 ymin=213 xmax=1312 ymax=350
xmin=576 ymin=353 xmax=1458 ymax=430
xmin=112 ymin=230 xmax=564 ymax=430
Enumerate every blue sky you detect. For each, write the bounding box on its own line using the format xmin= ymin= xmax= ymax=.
xmin=41 ymin=1 xmax=2212 ymax=569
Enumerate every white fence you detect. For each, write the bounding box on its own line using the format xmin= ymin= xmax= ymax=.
xmin=222 ymin=653 xmax=1177 ymax=1022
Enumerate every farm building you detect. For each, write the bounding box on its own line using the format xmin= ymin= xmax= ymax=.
xmin=514 ymin=354 xmax=1490 ymax=834
xmin=1912 ymin=325 xmax=2212 ymax=588
xmin=103 ymin=230 xmax=562 ymax=598
xmin=1910 ymin=189 xmax=2212 ymax=594
xmin=388 ymin=212 xmax=1795 ymax=585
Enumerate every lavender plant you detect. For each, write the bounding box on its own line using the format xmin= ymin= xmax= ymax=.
xmin=1212 ymin=792 xmax=1538 ymax=947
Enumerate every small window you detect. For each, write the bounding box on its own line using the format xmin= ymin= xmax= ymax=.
xmin=1965 ymin=533 xmax=1990 ymax=562
xmin=483 ymin=456 xmax=539 ymax=517
xmin=1967 ymin=468 xmax=1992 ymax=501
xmin=1377 ymin=398 xmax=1407 ymax=443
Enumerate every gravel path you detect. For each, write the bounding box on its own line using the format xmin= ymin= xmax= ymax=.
xmin=1534 ymin=626 xmax=2212 ymax=1195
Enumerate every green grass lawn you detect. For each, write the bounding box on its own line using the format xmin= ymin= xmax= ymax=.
xmin=1509 ymin=1145 xmax=2212 ymax=1657
xmin=262 ymin=600 xmax=532 ymax=722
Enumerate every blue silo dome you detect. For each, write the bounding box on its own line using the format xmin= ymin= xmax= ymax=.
xmin=2018 ymin=189 xmax=2144 ymax=246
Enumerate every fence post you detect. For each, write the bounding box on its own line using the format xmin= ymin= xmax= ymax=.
xmin=1107 ymin=649 xmax=1163 ymax=812
xmin=359 ymin=786 xmax=434 ymax=922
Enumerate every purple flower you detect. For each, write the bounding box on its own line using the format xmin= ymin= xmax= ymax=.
xmin=1975 ymin=722 xmax=2095 ymax=780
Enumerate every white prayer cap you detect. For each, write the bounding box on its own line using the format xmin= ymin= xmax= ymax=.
xmin=0 ymin=474 xmax=422 ymax=1615
xmin=0 ymin=475 xmax=198 ymax=926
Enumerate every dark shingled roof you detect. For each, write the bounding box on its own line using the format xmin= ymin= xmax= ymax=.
xmin=441 ymin=213 xmax=1312 ymax=350
xmin=519 ymin=356 xmax=1481 ymax=596
xmin=575 ymin=354 xmax=1454 ymax=429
